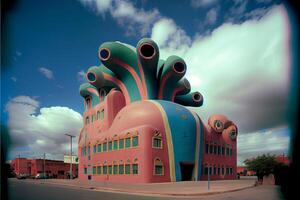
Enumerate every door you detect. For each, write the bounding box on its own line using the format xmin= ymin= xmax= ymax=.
xmin=180 ymin=162 xmax=194 ymax=181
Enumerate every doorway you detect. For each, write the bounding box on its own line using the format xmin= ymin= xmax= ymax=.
xmin=180 ymin=162 xmax=194 ymax=181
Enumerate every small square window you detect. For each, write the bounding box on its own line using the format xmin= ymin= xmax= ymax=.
xmin=108 ymin=166 xmax=112 ymax=174
xmin=113 ymin=140 xmax=118 ymax=150
xmin=155 ymin=165 xmax=163 ymax=175
xmin=119 ymin=139 xmax=124 ymax=149
xmin=103 ymin=143 xmax=107 ymax=151
xmin=132 ymin=136 xmax=138 ymax=147
xmin=103 ymin=166 xmax=107 ymax=174
xmin=125 ymin=164 xmax=130 ymax=174
xmin=119 ymin=165 xmax=124 ymax=174
xmin=98 ymin=144 xmax=101 ymax=152
xmin=125 ymin=138 xmax=131 ymax=148
xmin=132 ymin=164 xmax=138 ymax=174
xmin=113 ymin=165 xmax=118 ymax=174
xmin=153 ymin=137 xmax=162 ymax=148
xmin=108 ymin=141 xmax=112 ymax=151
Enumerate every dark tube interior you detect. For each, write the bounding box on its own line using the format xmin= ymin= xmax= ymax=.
xmin=193 ymin=93 xmax=201 ymax=102
xmin=140 ymin=44 xmax=155 ymax=58
xmin=99 ymin=48 xmax=110 ymax=60
xmin=87 ymin=72 xmax=96 ymax=82
xmin=173 ymin=62 xmax=185 ymax=73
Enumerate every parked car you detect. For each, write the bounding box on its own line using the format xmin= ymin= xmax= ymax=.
xmin=35 ymin=173 xmax=48 ymax=179
xmin=17 ymin=174 xmax=29 ymax=179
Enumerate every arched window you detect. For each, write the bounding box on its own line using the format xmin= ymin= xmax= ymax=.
xmin=97 ymin=111 xmax=100 ymax=120
xmin=154 ymin=158 xmax=164 ymax=175
xmin=132 ymin=158 xmax=138 ymax=175
xmin=85 ymin=97 xmax=92 ymax=109
xmin=85 ymin=116 xmax=90 ymax=124
xmin=152 ymin=131 xmax=162 ymax=149
xmin=99 ymin=89 xmax=106 ymax=102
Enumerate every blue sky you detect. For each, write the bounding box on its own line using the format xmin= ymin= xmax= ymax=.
xmin=1 ymin=0 xmax=293 ymax=164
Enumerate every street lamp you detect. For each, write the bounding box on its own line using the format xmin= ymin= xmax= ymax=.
xmin=65 ymin=134 xmax=75 ymax=179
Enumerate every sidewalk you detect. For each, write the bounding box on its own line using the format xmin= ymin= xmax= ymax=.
xmin=24 ymin=176 xmax=257 ymax=196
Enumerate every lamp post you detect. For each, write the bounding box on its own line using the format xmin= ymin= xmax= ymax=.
xmin=65 ymin=134 xmax=75 ymax=179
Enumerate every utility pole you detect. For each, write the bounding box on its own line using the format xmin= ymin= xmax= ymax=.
xmin=43 ymin=153 xmax=46 ymax=178
xmin=65 ymin=134 xmax=75 ymax=179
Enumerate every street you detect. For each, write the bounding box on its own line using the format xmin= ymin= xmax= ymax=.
xmin=8 ymin=179 xmax=284 ymax=200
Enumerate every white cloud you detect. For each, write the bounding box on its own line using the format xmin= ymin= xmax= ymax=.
xmin=152 ymin=5 xmax=290 ymax=133
xmin=5 ymin=96 xmax=83 ymax=160
xmin=38 ymin=67 xmax=54 ymax=79
xmin=190 ymin=0 xmax=218 ymax=8
xmin=79 ymin=0 xmax=160 ymax=36
xmin=237 ymin=126 xmax=290 ymax=165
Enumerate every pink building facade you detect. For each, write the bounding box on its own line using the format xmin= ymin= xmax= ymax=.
xmin=78 ymin=38 xmax=238 ymax=183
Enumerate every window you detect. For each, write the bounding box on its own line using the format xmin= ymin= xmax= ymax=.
xmin=230 ymin=148 xmax=233 ymax=156
xmin=88 ymin=146 xmax=91 ymax=154
xmin=155 ymin=165 xmax=163 ymax=175
xmin=93 ymin=166 xmax=96 ymax=175
xmin=209 ymin=167 xmax=212 ymax=175
xmin=214 ymin=166 xmax=216 ymax=175
xmin=81 ymin=147 xmax=86 ymax=156
xmin=97 ymin=166 xmax=101 ymax=174
xmin=125 ymin=164 xmax=130 ymax=174
xmin=217 ymin=145 xmax=221 ymax=155
xmin=91 ymin=115 xmax=94 ymax=123
xmin=132 ymin=136 xmax=138 ymax=147
xmin=97 ymin=111 xmax=100 ymax=120
xmin=93 ymin=145 xmax=96 ymax=153
xmin=119 ymin=139 xmax=124 ymax=149
xmin=226 ymin=167 xmax=229 ymax=175
xmin=132 ymin=164 xmax=138 ymax=174
xmin=222 ymin=146 xmax=225 ymax=155
xmin=154 ymin=158 xmax=164 ymax=175
xmin=108 ymin=166 xmax=112 ymax=174
xmin=205 ymin=143 xmax=209 ymax=154
xmin=222 ymin=167 xmax=225 ymax=175
xmin=86 ymin=116 xmax=90 ymax=124
xmin=108 ymin=141 xmax=112 ymax=151
xmin=209 ymin=144 xmax=213 ymax=154
xmin=218 ymin=167 xmax=220 ymax=175
xmin=204 ymin=166 xmax=208 ymax=175
xmin=214 ymin=145 xmax=217 ymax=154
xmin=103 ymin=165 xmax=107 ymax=174
xmin=98 ymin=144 xmax=101 ymax=152
xmin=119 ymin=165 xmax=124 ymax=174
xmin=100 ymin=109 xmax=104 ymax=119
xmin=153 ymin=137 xmax=162 ymax=148
xmin=103 ymin=142 xmax=107 ymax=151
xmin=84 ymin=167 xmax=87 ymax=174
xmin=226 ymin=147 xmax=229 ymax=156
xmin=113 ymin=165 xmax=118 ymax=175
xmin=85 ymin=97 xmax=91 ymax=109
xmin=113 ymin=140 xmax=118 ymax=150
xmin=125 ymin=138 xmax=131 ymax=148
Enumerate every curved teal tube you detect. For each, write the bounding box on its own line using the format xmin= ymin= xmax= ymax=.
xmin=174 ymin=91 xmax=203 ymax=107
xmin=99 ymin=42 xmax=143 ymax=102
xmin=79 ymin=83 xmax=100 ymax=107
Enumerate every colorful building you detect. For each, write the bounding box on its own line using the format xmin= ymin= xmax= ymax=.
xmin=11 ymin=158 xmax=78 ymax=179
xmin=78 ymin=38 xmax=238 ymax=183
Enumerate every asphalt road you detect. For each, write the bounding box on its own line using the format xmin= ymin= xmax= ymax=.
xmin=7 ymin=179 xmax=284 ymax=200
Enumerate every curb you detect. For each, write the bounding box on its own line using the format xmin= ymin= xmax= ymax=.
xmin=23 ymin=180 xmax=256 ymax=197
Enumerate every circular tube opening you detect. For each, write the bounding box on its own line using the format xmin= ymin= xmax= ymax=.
xmin=139 ymin=43 xmax=155 ymax=59
xmin=173 ymin=62 xmax=186 ymax=74
xmin=99 ymin=48 xmax=110 ymax=61
xmin=86 ymin=72 xmax=97 ymax=82
xmin=193 ymin=92 xmax=202 ymax=102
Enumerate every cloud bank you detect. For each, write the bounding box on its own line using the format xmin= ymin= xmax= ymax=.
xmin=6 ymin=96 xmax=83 ymax=160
